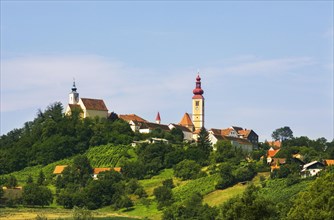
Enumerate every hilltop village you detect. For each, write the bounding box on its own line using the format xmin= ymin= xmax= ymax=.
xmin=1 ymin=74 xmax=333 ymax=219
xmin=65 ymin=74 xmax=259 ymax=152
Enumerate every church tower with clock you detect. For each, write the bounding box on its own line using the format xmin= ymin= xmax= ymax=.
xmin=192 ymin=74 xmax=205 ymax=131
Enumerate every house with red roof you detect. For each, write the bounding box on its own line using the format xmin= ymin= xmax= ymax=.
xmin=92 ymin=167 xmax=121 ymax=179
xmin=266 ymin=148 xmax=280 ymax=164
xmin=266 ymin=140 xmax=282 ymax=149
xmin=323 ymin=159 xmax=334 ymax=166
xmin=53 ymin=165 xmax=68 ymax=175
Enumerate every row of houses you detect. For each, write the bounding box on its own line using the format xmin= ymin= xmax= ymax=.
xmin=119 ymin=113 xmax=259 ymax=152
xmin=265 ymin=143 xmax=334 ymax=177
xmin=65 ymin=78 xmax=260 ymax=152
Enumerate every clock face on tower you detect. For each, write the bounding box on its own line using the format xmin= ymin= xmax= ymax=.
xmin=195 ymin=107 xmax=199 ymax=110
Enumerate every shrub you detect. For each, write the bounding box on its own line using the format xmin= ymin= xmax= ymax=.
xmin=153 ymin=185 xmax=173 ymax=209
xmin=174 ymin=159 xmax=202 ymax=180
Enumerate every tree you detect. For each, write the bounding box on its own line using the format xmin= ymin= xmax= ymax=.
xmin=197 ymin=127 xmax=212 ymax=162
xmin=26 ymin=175 xmax=34 ymax=184
xmin=37 ymin=170 xmax=45 ymax=185
xmin=214 ymin=140 xmax=238 ymax=163
xmin=22 ymin=183 xmax=53 ymax=207
xmin=71 ymin=154 xmax=93 ymax=187
xmin=0 ymin=185 xmax=3 ymax=198
xmin=174 ymin=159 xmax=203 ymax=180
xmin=5 ymin=175 xmax=18 ymax=189
xmin=115 ymin=196 xmax=133 ymax=210
xmin=153 ymin=185 xmax=173 ymax=209
xmin=122 ymin=160 xmax=146 ymax=179
xmin=272 ymin=126 xmax=293 ymax=141
xmin=170 ymin=128 xmax=184 ymax=143
xmin=215 ymin=162 xmax=235 ymax=189
xmin=162 ymin=179 xmax=174 ymax=189
xmin=219 ymin=184 xmax=278 ymax=220
xmin=287 ymin=169 xmax=334 ymax=220
xmin=126 ymin=179 xmax=141 ymax=194
xmin=163 ymin=193 xmax=218 ymax=219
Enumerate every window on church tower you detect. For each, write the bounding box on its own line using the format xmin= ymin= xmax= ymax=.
xmin=195 ymin=101 xmax=199 ymax=106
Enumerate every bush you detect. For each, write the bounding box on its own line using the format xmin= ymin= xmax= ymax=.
xmin=163 ymin=193 xmax=218 ymax=219
xmin=233 ymin=164 xmax=256 ymax=182
xmin=174 ymin=159 xmax=202 ymax=180
xmin=162 ymin=179 xmax=174 ymax=189
xmin=153 ymin=186 xmax=173 ymax=209
xmin=72 ymin=206 xmax=93 ymax=220
xmin=22 ymin=183 xmax=53 ymax=207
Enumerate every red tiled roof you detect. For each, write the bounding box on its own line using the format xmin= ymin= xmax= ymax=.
xmin=118 ymin=114 xmax=147 ymax=122
xmin=221 ymin=128 xmax=234 ymax=136
xmin=179 ymin=113 xmax=194 ymax=127
xmin=266 ymin=140 xmax=282 ymax=149
xmin=324 ymin=159 xmax=334 ymax=166
xmin=267 ymin=149 xmax=280 ymax=158
xmin=93 ymin=168 xmax=111 ymax=174
xmin=81 ymin=98 xmax=108 ymax=111
xmin=193 ymin=129 xmax=202 ymax=134
xmin=93 ymin=167 xmax=121 ymax=174
xmin=238 ymin=129 xmax=251 ymax=137
xmin=271 ymin=158 xmax=286 ymax=166
xmin=53 ymin=165 xmax=68 ymax=174
xmin=210 ymin=128 xmax=222 ymax=135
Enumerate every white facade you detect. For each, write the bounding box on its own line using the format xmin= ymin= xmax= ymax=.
xmin=168 ymin=124 xmax=193 ymax=141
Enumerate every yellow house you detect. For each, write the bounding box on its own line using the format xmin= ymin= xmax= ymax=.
xmin=65 ymin=81 xmax=108 ymax=118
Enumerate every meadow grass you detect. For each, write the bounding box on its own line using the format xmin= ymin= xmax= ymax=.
xmin=203 ymin=172 xmax=271 ymax=207
xmin=139 ymin=169 xmax=173 ymax=196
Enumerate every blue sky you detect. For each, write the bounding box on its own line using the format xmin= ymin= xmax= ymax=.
xmin=1 ymin=1 xmax=333 ymax=141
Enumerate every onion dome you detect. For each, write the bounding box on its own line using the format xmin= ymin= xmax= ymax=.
xmin=72 ymin=80 xmax=77 ymax=92
xmin=193 ymin=74 xmax=204 ymax=95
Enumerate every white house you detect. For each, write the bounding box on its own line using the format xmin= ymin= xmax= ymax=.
xmin=168 ymin=123 xmax=193 ymax=141
xmin=208 ymin=133 xmax=253 ymax=152
xmin=300 ymin=161 xmax=325 ymax=178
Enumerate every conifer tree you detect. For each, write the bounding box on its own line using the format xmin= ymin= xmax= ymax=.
xmin=197 ymin=127 xmax=212 ymax=162
xmin=37 ymin=170 xmax=45 ymax=185
xmin=26 ymin=175 xmax=34 ymax=184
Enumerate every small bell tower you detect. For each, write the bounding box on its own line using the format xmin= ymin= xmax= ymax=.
xmin=69 ymin=79 xmax=79 ymax=104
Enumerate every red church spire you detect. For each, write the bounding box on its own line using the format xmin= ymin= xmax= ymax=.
xmin=193 ymin=73 xmax=204 ymax=98
xmin=155 ymin=112 xmax=161 ymax=124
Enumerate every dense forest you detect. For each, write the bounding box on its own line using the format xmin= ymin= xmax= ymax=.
xmin=0 ymin=103 xmax=333 ymax=219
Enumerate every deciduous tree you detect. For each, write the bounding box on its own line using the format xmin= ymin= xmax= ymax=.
xmin=272 ymin=126 xmax=293 ymax=141
xmin=22 ymin=183 xmax=53 ymax=207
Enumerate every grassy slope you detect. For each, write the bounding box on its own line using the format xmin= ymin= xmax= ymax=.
xmin=0 ymin=144 xmax=135 ymax=185
xmin=203 ymin=172 xmax=270 ymax=206
xmin=259 ymin=177 xmax=312 ymax=203
xmin=2 ymin=143 xmax=295 ymax=220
